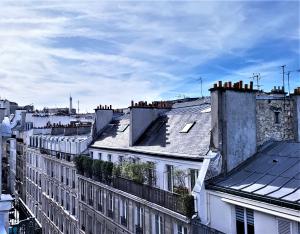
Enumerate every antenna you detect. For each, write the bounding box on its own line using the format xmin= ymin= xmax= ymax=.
xmin=281 ymin=65 xmax=286 ymax=92
xmin=199 ymin=77 xmax=203 ymax=97
xmin=77 ymin=100 xmax=80 ymax=114
xmin=249 ymin=73 xmax=261 ymax=90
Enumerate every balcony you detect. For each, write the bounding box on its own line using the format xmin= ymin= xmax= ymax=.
xmin=111 ymin=177 xmax=194 ymax=217
xmin=120 ymin=216 xmax=127 ymax=227
xmin=39 ymin=148 xmax=76 ymax=163
xmin=76 ymin=157 xmax=195 ymax=218
xmin=107 ymin=209 xmax=114 ymax=219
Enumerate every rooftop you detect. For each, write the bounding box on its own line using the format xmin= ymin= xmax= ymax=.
xmin=91 ymin=99 xmax=212 ymax=159
xmin=206 ymin=142 xmax=300 ymax=210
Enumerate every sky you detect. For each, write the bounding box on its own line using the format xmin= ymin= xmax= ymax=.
xmin=0 ymin=0 xmax=299 ymax=112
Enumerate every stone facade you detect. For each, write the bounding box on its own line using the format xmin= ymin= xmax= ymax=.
xmin=256 ymin=94 xmax=295 ymax=146
xmin=78 ymin=175 xmax=190 ymax=234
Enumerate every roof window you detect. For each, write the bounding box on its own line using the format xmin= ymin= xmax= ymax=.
xmin=117 ymin=124 xmax=129 ymax=132
xmin=180 ymin=122 xmax=195 ymax=133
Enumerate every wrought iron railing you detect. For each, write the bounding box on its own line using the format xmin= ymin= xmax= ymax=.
xmin=80 ymin=174 xmax=195 ymax=217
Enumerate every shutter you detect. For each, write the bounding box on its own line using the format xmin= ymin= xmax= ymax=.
xmin=246 ymin=209 xmax=254 ymax=225
xmin=235 ymin=206 xmax=244 ymax=222
xmin=278 ymin=219 xmax=291 ymax=234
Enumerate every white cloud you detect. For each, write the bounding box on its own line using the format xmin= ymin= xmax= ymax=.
xmin=0 ymin=1 xmax=298 ymax=111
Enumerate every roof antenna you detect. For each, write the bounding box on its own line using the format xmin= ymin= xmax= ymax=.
xmin=249 ymin=73 xmax=261 ymax=90
xmin=77 ymin=100 xmax=80 ymax=114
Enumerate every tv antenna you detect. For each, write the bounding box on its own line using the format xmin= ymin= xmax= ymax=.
xmin=195 ymin=76 xmax=204 ymax=97
xmin=249 ymin=73 xmax=261 ymax=90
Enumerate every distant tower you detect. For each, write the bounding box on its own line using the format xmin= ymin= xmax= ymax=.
xmin=69 ymin=95 xmax=73 ymax=114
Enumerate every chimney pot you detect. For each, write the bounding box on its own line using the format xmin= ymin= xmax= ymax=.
xmin=214 ymin=83 xmax=217 ymax=88
xmin=239 ymin=81 xmax=243 ymax=89
xmin=218 ymin=81 xmax=222 ymax=88
xmin=250 ymin=81 xmax=253 ymax=90
xmin=131 ymin=100 xmax=134 ymax=107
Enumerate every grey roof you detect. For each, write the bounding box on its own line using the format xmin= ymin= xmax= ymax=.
xmin=207 ymin=142 xmax=300 ymax=208
xmin=91 ymin=100 xmax=212 ymax=158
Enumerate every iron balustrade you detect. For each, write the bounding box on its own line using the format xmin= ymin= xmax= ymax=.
xmin=39 ymin=148 xmax=74 ymax=162
xmin=111 ymin=177 xmax=190 ymax=216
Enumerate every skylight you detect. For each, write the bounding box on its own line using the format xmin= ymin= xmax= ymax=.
xmin=180 ymin=122 xmax=195 ymax=133
xmin=117 ymin=124 xmax=129 ymax=132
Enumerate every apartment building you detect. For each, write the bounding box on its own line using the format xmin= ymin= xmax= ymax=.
xmin=26 ymin=123 xmax=92 ymax=234
xmin=76 ymin=100 xmax=222 ymax=234
xmin=201 ymin=83 xmax=300 ymax=234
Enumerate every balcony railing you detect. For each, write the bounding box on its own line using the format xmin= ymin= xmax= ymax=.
xmin=111 ymin=177 xmax=194 ymax=217
xmin=39 ymin=148 xmax=74 ymax=162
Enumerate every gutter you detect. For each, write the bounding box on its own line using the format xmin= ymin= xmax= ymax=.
xmin=206 ymin=184 xmax=300 ymax=211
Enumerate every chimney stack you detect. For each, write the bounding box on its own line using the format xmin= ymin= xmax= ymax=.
xmin=210 ymin=81 xmax=257 ymax=173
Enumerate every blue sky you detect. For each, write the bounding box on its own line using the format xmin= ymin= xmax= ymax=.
xmin=0 ymin=1 xmax=299 ymax=111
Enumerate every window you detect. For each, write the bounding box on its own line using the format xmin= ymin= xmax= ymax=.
xmin=90 ymin=151 xmax=93 ymax=158
xmin=166 ymin=165 xmax=174 ymax=192
xmin=180 ymin=122 xmax=195 ymax=133
xmin=190 ymin=169 xmax=199 ymax=190
xmin=119 ymin=155 xmax=124 ymax=164
xmin=107 ymin=154 xmax=112 ymax=162
xmin=120 ymin=199 xmax=127 ymax=226
xmin=155 ymin=214 xmax=163 ymax=234
xmin=277 ymin=218 xmax=291 ymax=234
xmin=235 ymin=206 xmax=254 ymax=234
xmin=177 ymin=224 xmax=187 ymax=234
xmin=274 ymin=112 xmax=280 ymax=124
xmin=117 ymin=124 xmax=129 ymax=132
xmin=72 ymin=196 xmax=76 ymax=216
xmin=96 ymin=189 xmax=103 ymax=212
xmin=66 ymin=168 xmax=69 ymax=186
xmin=136 ymin=206 xmax=144 ymax=229
xmin=147 ymin=161 xmax=156 ymax=186
xmin=98 ymin=152 xmax=102 ymax=160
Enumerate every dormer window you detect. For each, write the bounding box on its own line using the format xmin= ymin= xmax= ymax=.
xmin=180 ymin=122 xmax=195 ymax=133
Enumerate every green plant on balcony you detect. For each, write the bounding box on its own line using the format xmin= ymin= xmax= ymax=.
xmin=102 ymin=161 xmax=113 ymax=182
xmin=182 ymin=194 xmax=195 ymax=218
xmin=92 ymin=159 xmax=103 ymax=181
xmin=116 ymin=161 xmax=155 ymax=184
xmin=173 ymin=169 xmax=189 ymax=195
xmin=82 ymin=157 xmax=93 ymax=177
xmin=74 ymin=156 xmax=84 ymax=175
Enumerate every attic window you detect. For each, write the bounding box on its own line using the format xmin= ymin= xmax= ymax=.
xmin=117 ymin=124 xmax=129 ymax=132
xmin=180 ymin=122 xmax=195 ymax=133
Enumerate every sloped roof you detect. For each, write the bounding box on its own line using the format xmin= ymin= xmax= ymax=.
xmin=91 ymin=100 xmax=212 ymax=158
xmin=206 ymin=142 xmax=300 ymax=209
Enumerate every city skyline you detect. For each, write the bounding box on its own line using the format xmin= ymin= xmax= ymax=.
xmin=0 ymin=1 xmax=299 ymax=111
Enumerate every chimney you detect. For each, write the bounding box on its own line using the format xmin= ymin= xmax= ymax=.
xmin=94 ymin=105 xmax=113 ymax=135
xmin=0 ymin=108 xmax=5 ymax=123
xmin=69 ymin=95 xmax=73 ymax=114
xmin=129 ymin=101 xmax=170 ymax=146
xmin=292 ymin=88 xmax=300 ymax=142
xmin=210 ymin=81 xmax=257 ymax=173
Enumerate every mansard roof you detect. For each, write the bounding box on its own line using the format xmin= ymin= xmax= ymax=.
xmin=206 ymin=142 xmax=300 ymax=210
xmin=91 ymin=99 xmax=212 ymax=159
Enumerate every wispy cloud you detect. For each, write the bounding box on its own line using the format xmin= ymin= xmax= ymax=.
xmin=0 ymin=1 xmax=298 ymax=110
